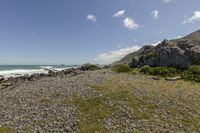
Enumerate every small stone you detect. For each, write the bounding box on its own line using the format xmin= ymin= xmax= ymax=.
xmin=152 ymin=76 xmax=160 ymax=80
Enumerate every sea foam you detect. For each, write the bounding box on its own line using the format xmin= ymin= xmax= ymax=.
xmin=0 ymin=66 xmax=75 ymax=79
xmin=0 ymin=69 xmax=48 ymax=79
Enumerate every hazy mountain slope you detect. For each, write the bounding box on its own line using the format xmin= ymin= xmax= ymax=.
xmin=171 ymin=30 xmax=200 ymax=45
xmin=112 ymin=49 xmax=141 ymax=65
xmin=183 ymin=30 xmax=200 ymax=41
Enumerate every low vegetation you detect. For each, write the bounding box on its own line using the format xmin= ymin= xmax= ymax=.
xmin=112 ymin=64 xmax=132 ymax=73
xmin=75 ymin=97 xmax=114 ymax=133
xmin=112 ymin=64 xmax=200 ymax=82
xmin=140 ymin=65 xmax=181 ymax=77
xmin=181 ymin=65 xmax=200 ymax=82
xmin=0 ymin=127 xmax=15 ymax=133
xmin=81 ymin=63 xmax=101 ymax=71
xmin=90 ymin=76 xmax=200 ymax=132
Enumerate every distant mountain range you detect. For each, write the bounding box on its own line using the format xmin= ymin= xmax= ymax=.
xmin=113 ymin=30 xmax=200 ymax=68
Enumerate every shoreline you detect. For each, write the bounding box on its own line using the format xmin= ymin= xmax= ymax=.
xmin=0 ymin=67 xmax=82 ymax=89
xmin=0 ymin=65 xmax=79 ymax=79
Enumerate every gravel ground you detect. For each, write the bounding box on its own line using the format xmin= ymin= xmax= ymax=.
xmin=0 ymin=69 xmax=116 ymax=133
xmin=0 ymin=69 xmax=200 ymax=133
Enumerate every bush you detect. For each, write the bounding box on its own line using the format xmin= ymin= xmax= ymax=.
xmin=139 ymin=65 xmax=152 ymax=74
xmin=81 ymin=64 xmax=101 ymax=71
xmin=140 ymin=65 xmax=200 ymax=82
xmin=181 ymin=65 xmax=200 ymax=82
xmin=188 ymin=65 xmax=200 ymax=74
xmin=112 ymin=64 xmax=131 ymax=73
xmin=140 ymin=65 xmax=181 ymax=77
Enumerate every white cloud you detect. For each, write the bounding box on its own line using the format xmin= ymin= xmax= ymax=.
xmin=94 ymin=41 xmax=161 ymax=64
xmin=162 ymin=0 xmax=172 ymax=3
xmin=144 ymin=41 xmax=161 ymax=46
xmin=113 ymin=10 xmax=125 ymax=17
xmin=151 ymin=10 xmax=159 ymax=19
xmin=123 ymin=17 xmax=139 ymax=30
xmin=95 ymin=45 xmax=141 ymax=64
xmin=183 ymin=11 xmax=200 ymax=24
xmin=87 ymin=14 xmax=97 ymax=23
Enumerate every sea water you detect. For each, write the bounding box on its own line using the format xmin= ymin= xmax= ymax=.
xmin=0 ymin=65 xmax=78 ymax=78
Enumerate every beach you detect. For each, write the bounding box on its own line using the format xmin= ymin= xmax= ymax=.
xmin=0 ymin=68 xmax=200 ymax=132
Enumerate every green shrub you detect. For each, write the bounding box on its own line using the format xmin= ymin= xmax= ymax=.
xmin=112 ymin=64 xmax=131 ymax=73
xmin=139 ymin=65 xmax=200 ymax=82
xmin=140 ymin=65 xmax=181 ymax=77
xmin=181 ymin=65 xmax=200 ymax=82
xmin=188 ymin=65 xmax=200 ymax=74
xmin=139 ymin=65 xmax=152 ymax=74
xmin=81 ymin=64 xmax=101 ymax=71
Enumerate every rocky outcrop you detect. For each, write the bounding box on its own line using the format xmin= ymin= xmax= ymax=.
xmin=0 ymin=68 xmax=84 ymax=90
xmin=129 ymin=39 xmax=200 ymax=68
xmin=115 ymin=30 xmax=200 ymax=68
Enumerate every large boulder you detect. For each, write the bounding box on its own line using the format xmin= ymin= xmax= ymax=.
xmin=154 ymin=44 xmax=191 ymax=68
xmin=114 ymin=30 xmax=200 ymax=68
xmin=129 ymin=39 xmax=200 ymax=68
xmin=177 ymin=39 xmax=195 ymax=50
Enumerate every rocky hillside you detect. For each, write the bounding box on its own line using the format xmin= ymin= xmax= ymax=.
xmin=183 ymin=30 xmax=200 ymax=42
xmin=114 ymin=30 xmax=200 ymax=68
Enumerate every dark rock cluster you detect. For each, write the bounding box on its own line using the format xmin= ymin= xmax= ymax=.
xmin=114 ymin=30 xmax=200 ymax=68
xmin=0 ymin=68 xmax=83 ymax=90
xmin=129 ymin=39 xmax=200 ymax=68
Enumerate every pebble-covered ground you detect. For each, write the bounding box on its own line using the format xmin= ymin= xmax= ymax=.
xmin=0 ymin=69 xmax=200 ymax=133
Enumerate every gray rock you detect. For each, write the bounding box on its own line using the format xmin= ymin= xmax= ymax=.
xmin=177 ymin=39 xmax=195 ymax=50
xmin=48 ymin=70 xmax=56 ymax=77
xmin=152 ymin=77 xmax=160 ymax=80
xmin=128 ymin=39 xmax=200 ymax=68
xmin=28 ymin=73 xmax=41 ymax=81
xmin=0 ymin=82 xmax=12 ymax=87
xmin=0 ymin=78 xmax=4 ymax=82
xmin=115 ymin=30 xmax=200 ymax=68
xmin=0 ymin=85 xmax=5 ymax=89
xmin=165 ymin=76 xmax=182 ymax=81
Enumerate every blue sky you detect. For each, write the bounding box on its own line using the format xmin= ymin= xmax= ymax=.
xmin=0 ymin=0 xmax=200 ymax=65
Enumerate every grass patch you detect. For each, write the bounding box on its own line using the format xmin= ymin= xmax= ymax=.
xmin=0 ymin=127 xmax=15 ymax=133
xmin=112 ymin=64 xmax=131 ymax=73
xmin=90 ymin=76 xmax=200 ymax=132
xmin=91 ymin=78 xmax=155 ymax=120
xmin=74 ymin=97 xmax=114 ymax=133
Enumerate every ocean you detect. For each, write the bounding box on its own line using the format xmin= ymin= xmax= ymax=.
xmin=0 ymin=65 xmax=78 ymax=78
